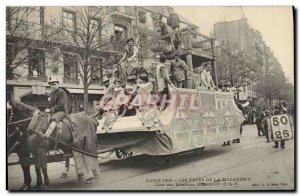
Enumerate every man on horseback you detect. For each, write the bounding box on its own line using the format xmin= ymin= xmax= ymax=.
xmin=43 ymin=76 xmax=70 ymax=138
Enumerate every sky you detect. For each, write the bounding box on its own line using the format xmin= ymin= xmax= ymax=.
xmin=174 ymin=6 xmax=294 ymax=84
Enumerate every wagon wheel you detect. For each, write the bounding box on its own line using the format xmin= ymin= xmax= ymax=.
xmin=193 ymin=147 xmax=205 ymax=155
xmin=115 ymin=149 xmax=133 ymax=159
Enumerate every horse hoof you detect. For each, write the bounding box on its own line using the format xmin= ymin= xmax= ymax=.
xmin=60 ymin=172 xmax=68 ymax=178
xmin=19 ymin=184 xmax=31 ymax=190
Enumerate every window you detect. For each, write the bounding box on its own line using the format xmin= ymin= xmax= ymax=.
xmin=138 ymin=11 xmax=147 ymax=24
xmin=63 ymin=10 xmax=76 ymax=32
xmin=112 ymin=24 xmax=127 ymax=51
xmin=90 ymin=18 xmax=100 ymax=43
xmin=63 ymin=53 xmax=78 ymax=83
xmin=28 ymin=49 xmax=45 ymax=80
xmin=26 ymin=7 xmax=42 ymax=24
xmin=114 ymin=24 xmax=127 ymax=40
xmin=90 ymin=57 xmax=102 ymax=83
xmin=7 ymin=7 xmax=44 ymax=34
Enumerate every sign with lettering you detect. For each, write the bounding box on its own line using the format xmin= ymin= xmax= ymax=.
xmin=270 ymin=114 xmax=293 ymax=141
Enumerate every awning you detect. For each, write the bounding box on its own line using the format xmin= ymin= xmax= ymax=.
xmin=66 ymin=88 xmax=105 ymax=95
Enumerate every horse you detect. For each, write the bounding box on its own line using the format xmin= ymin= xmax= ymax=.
xmin=7 ymin=100 xmax=34 ymax=190
xmin=27 ymin=110 xmax=100 ymax=189
xmin=153 ymin=14 xmax=180 ymax=50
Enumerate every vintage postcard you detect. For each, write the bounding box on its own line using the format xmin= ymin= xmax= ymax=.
xmin=6 ymin=6 xmax=294 ymax=191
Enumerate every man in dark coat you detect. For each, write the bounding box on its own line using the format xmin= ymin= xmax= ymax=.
xmin=255 ymin=106 xmax=265 ymax=136
xmin=170 ymin=52 xmax=189 ymax=88
xmin=44 ymin=76 xmax=70 ymax=138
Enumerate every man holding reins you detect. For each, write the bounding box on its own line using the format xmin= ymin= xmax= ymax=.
xmin=43 ymin=76 xmax=71 ymax=138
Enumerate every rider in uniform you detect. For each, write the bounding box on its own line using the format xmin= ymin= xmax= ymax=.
xmin=44 ymin=76 xmax=70 ymax=138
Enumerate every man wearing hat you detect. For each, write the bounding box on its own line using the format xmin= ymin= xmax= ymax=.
xmin=170 ymin=52 xmax=189 ymax=88
xmin=44 ymin=76 xmax=70 ymax=138
xmin=118 ymin=37 xmax=139 ymax=81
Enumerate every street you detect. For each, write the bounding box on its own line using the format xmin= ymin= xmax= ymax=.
xmin=7 ymin=124 xmax=294 ymax=191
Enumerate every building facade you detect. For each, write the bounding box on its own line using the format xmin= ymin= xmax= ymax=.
xmin=7 ymin=6 xmax=216 ymax=112
xmin=213 ymin=17 xmax=284 ymax=106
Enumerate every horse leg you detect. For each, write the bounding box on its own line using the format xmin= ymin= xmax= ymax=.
xmin=39 ymin=148 xmax=49 ymax=189
xmin=17 ymin=143 xmax=32 ymax=190
xmin=19 ymin=164 xmax=31 ymax=190
xmin=60 ymin=153 xmax=70 ymax=178
xmin=33 ymin=151 xmax=43 ymax=190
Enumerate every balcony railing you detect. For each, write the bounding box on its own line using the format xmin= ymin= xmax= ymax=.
xmin=27 ymin=74 xmax=47 ymax=82
xmin=63 ymin=77 xmax=80 ymax=84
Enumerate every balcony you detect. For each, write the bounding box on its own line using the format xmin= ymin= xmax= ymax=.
xmin=7 ymin=20 xmax=124 ymax=54
xmin=27 ymin=74 xmax=47 ymax=82
xmin=63 ymin=77 xmax=80 ymax=84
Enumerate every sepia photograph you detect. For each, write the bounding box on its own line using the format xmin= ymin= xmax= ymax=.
xmin=6 ymin=5 xmax=295 ymax=191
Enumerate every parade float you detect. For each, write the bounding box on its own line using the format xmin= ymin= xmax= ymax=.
xmin=96 ymin=32 xmax=245 ymax=159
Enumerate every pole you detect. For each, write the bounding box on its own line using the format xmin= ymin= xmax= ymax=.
xmin=211 ymin=39 xmax=218 ymax=88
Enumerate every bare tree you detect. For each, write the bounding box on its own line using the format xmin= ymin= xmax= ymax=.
xmin=6 ymin=7 xmax=61 ymax=79
xmin=255 ymin=65 xmax=288 ymax=106
xmin=63 ymin=7 xmax=123 ymax=112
